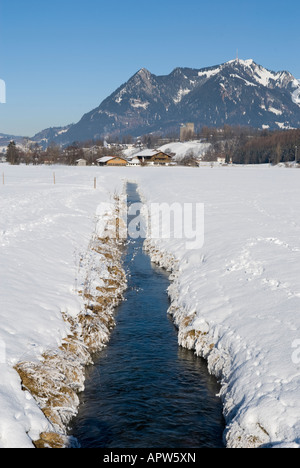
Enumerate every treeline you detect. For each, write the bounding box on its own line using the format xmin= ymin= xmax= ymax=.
xmin=232 ymin=128 xmax=300 ymax=164
xmin=202 ymin=126 xmax=300 ymax=165
xmin=6 ymin=133 xmax=162 ymax=166
xmin=5 ymin=140 xmax=124 ymax=166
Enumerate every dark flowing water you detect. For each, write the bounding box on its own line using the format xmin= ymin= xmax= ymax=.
xmin=69 ymin=183 xmax=225 ymax=448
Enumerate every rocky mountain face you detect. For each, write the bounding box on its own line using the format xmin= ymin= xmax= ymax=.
xmin=33 ymin=59 xmax=300 ymax=145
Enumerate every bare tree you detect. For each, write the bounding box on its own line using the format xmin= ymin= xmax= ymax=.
xmin=46 ymin=142 xmax=61 ymax=164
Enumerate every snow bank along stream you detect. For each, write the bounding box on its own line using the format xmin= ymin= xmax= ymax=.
xmin=0 ymin=166 xmax=127 ymax=448
xmin=138 ymin=167 xmax=300 ymax=448
xmin=15 ymin=211 xmax=127 ymax=448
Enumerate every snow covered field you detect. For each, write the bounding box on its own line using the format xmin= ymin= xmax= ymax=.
xmin=1 ymin=164 xmax=300 ymax=447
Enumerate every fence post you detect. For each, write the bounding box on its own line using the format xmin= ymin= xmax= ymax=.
xmin=94 ymin=177 xmax=96 ymax=189
xmin=2 ymin=172 xmax=4 ymax=185
xmin=53 ymin=172 xmax=56 ymax=185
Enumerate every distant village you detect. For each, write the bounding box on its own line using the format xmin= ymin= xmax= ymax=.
xmin=0 ymin=123 xmax=232 ymax=167
xmin=0 ymin=139 xmax=195 ymax=167
xmin=2 ymin=123 xmax=298 ymax=167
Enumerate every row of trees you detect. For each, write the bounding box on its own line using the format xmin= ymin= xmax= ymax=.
xmin=232 ymin=128 xmax=300 ymax=165
xmin=202 ymin=126 xmax=300 ymax=165
xmin=6 ymin=141 xmax=124 ymax=166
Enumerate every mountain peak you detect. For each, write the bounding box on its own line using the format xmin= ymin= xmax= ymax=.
xmin=136 ymin=68 xmax=152 ymax=78
xmin=226 ymin=58 xmax=255 ymax=66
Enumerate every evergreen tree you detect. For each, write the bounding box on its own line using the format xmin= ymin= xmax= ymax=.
xmin=6 ymin=141 xmax=20 ymax=165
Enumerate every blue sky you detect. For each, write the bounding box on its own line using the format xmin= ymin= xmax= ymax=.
xmin=0 ymin=0 xmax=299 ymax=136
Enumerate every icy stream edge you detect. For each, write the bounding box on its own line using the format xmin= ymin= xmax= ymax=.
xmin=143 ymin=239 xmax=271 ymax=449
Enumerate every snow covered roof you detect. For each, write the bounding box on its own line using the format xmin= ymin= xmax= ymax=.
xmin=96 ymin=156 xmax=127 ymax=163
xmin=96 ymin=157 xmax=114 ymax=163
xmin=134 ymin=149 xmax=163 ymax=158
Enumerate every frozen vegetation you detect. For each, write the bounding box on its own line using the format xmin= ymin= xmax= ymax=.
xmin=1 ymin=163 xmax=300 ymax=448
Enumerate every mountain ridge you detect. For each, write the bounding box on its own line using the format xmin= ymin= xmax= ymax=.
xmin=29 ymin=59 xmax=300 ymax=146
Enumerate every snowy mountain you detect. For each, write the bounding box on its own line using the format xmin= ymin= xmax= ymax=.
xmin=32 ymin=125 xmax=73 ymax=148
xmin=33 ymin=59 xmax=300 ymax=145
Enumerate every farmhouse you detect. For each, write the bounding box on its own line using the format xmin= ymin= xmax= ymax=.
xmin=97 ymin=156 xmax=127 ymax=166
xmin=135 ymin=149 xmax=173 ymax=165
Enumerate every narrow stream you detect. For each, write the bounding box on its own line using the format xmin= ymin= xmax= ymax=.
xmin=69 ymin=183 xmax=225 ymax=448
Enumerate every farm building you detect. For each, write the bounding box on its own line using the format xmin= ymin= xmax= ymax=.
xmin=134 ymin=149 xmax=173 ymax=166
xmin=97 ymin=156 xmax=127 ymax=166
xmin=217 ymin=156 xmax=226 ymax=164
xmin=127 ymin=157 xmax=141 ymax=166
xmin=76 ymin=159 xmax=87 ymax=166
